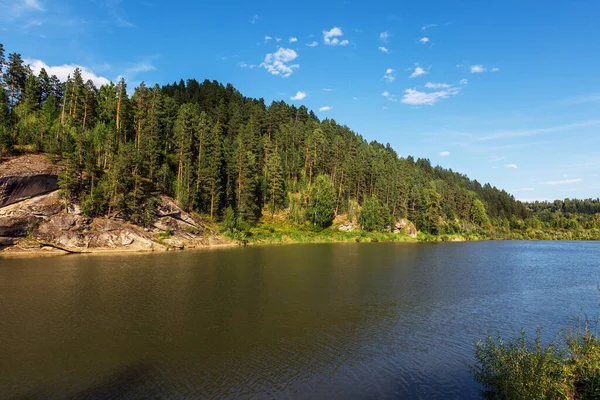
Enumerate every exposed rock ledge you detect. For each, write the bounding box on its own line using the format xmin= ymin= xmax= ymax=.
xmin=0 ymin=155 xmax=230 ymax=255
xmin=0 ymin=154 xmax=62 ymax=208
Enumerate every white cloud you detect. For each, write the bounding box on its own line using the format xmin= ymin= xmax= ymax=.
xmin=291 ymin=91 xmax=307 ymax=101
xmin=470 ymin=65 xmax=486 ymax=73
xmin=24 ymin=0 xmax=44 ymax=11
xmin=504 ymin=164 xmax=518 ymax=169
xmin=382 ymin=91 xmax=398 ymax=102
xmin=265 ymin=36 xmax=272 ymax=41
xmin=319 ymin=106 xmax=332 ymax=112
xmin=440 ymin=151 xmax=450 ymax=156
xmin=275 ymin=37 xmax=282 ymax=42
xmin=4 ymin=0 xmax=45 ymax=17
xmin=409 ymin=66 xmax=427 ymax=78
xmin=126 ymin=62 xmax=155 ymax=74
xmin=260 ymin=47 xmax=299 ymax=78
xmin=460 ymin=78 xmax=468 ymax=85
xmin=419 ymin=37 xmax=430 ymax=44
xmin=422 ymin=24 xmax=437 ymax=31
xmin=379 ymin=46 xmax=389 ymax=53
xmin=307 ymin=41 xmax=318 ymax=47
xmin=25 ymin=58 xmax=110 ymax=87
xmin=425 ymin=82 xmax=450 ymax=89
xmin=289 ymin=37 xmax=297 ymax=43
xmin=491 ymin=67 xmax=500 ymax=72
xmin=323 ymin=27 xmax=348 ymax=46
xmin=380 ymin=31 xmax=391 ymax=42
xmin=323 ymin=88 xmax=334 ymax=92
xmin=401 ymin=87 xmax=458 ymax=105
xmin=240 ymin=62 xmax=256 ymax=69
xmin=251 ymin=15 xmax=259 ymax=24
xmin=353 ymin=97 xmax=359 ymax=101
xmin=383 ymin=68 xmax=396 ymax=82
xmin=540 ymin=178 xmax=583 ymax=185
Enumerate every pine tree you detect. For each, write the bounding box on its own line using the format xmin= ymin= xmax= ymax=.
xmin=203 ymin=121 xmax=223 ymax=218
xmin=0 ymin=86 xmax=11 ymax=127
xmin=82 ymin=80 xmax=97 ymax=129
xmin=174 ymin=103 xmax=195 ymax=209
xmin=233 ymin=122 xmax=261 ymax=223
xmin=20 ymin=73 xmax=40 ymax=113
xmin=5 ymin=53 xmax=26 ymax=107
xmin=68 ymin=68 xmax=84 ymax=122
xmin=0 ymin=43 xmax=5 ymax=83
xmin=264 ymin=136 xmax=285 ymax=215
xmin=38 ymin=68 xmax=51 ymax=103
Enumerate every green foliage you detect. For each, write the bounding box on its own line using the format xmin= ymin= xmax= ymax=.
xmin=564 ymin=319 xmax=600 ymax=398
xmin=473 ymin=320 xmax=600 ymax=400
xmin=288 ymin=192 xmax=306 ymax=223
xmin=307 ymin=174 xmax=335 ymax=229
xmin=158 ymin=227 xmax=173 ymax=240
xmin=472 ymin=198 xmax=492 ymax=228
xmin=358 ymin=195 xmax=385 ymax=232
xmin=0 ymin=125 xmax=13 ymax=155
xmin=0 ymin=40 xmax=596 ymax=241
xmin=57 ymin=153 xmax=81 ymax=206
xmin=222 ymin=206 xmax=236 ymax=232
xmin=472 ymin=330 xmax=567 ymax=399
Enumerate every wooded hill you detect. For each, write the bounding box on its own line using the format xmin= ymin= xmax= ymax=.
xmin=1 ymin=43 xmax=599 ymax=239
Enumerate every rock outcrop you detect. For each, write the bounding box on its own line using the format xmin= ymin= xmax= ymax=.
xmin=394 ymin=218 xmax=418 ymax=238
xmin=0 ymin=155 xmax=229 ymax=254
xmin=0 ymin=155 xmax=61 ymax=208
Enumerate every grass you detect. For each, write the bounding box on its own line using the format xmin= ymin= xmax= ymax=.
xmin=235 ymin=213 xmax=418 ymax=245
xmin=472 ymin=318 xmax=600 ymax=400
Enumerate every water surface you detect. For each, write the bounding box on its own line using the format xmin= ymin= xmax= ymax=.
xmin=1 ymin=241 xmax=599 ymax=399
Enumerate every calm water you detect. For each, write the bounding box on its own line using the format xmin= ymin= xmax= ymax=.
xmin=1 ymin=241 xmax=599 ymax=399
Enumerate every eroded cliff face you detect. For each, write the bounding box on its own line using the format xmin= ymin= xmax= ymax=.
xmin=0 ymin=155 xmax=61 ymax=208
xmin=0 ymin=155 xmax=229 ymax=254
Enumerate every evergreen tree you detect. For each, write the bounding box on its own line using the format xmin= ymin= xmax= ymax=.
xmin=173 ymin=103 xmax=195 ymax=209
xmin=203 ymin=121 xmax=223 ymax=218
xmin=20 ymin=73 xmax=40 ymax=113
xmin=264 ymin=135 xmax=285 ymax=215
xmin=5 ymin=53 xmax=26 ymax=107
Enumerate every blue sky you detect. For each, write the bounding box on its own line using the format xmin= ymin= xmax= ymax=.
xmin=2 ymin=0 xmax=600 ymax=201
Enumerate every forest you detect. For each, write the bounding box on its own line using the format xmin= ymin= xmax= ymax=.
xmin=1 ymin=42 xmax=599 ymax=240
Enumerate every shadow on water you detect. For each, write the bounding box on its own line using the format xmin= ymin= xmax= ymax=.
xmin=11 ymin=362 xmax=161 ymax=400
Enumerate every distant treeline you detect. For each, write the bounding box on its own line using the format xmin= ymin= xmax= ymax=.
xmin=0 ymin=43 xmax=598 ymax=237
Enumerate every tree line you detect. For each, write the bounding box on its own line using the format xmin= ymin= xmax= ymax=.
xmin=1 ymin=43 xmax=598 ymax=236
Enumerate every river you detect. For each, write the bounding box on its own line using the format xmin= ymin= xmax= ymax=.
xmin=1 ymin=241 xmax=599 ymax=399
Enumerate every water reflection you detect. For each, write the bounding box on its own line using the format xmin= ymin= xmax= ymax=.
xmin=1 ymin=241 xmax=599 ymax=399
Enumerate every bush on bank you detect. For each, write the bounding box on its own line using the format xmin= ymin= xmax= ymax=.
xmin=472 ymin=320 xmax=600 ymax=399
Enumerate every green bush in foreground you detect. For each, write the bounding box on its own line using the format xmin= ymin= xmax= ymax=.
xmin=472 ymin=320 xmax=600 ymax=399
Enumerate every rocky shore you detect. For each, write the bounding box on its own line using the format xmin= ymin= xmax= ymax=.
xmin=0 ymin=155 xmax=230 ymax=255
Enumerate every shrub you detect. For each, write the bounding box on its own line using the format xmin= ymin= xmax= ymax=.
xmin=472 ymin=329 xmax=567 ymax=399
xmin=472 ymin=320 xmax=600 ymax=400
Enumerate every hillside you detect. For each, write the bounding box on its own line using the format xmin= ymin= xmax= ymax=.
xmin=0 ymin=42 xmax=599 ymax=243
